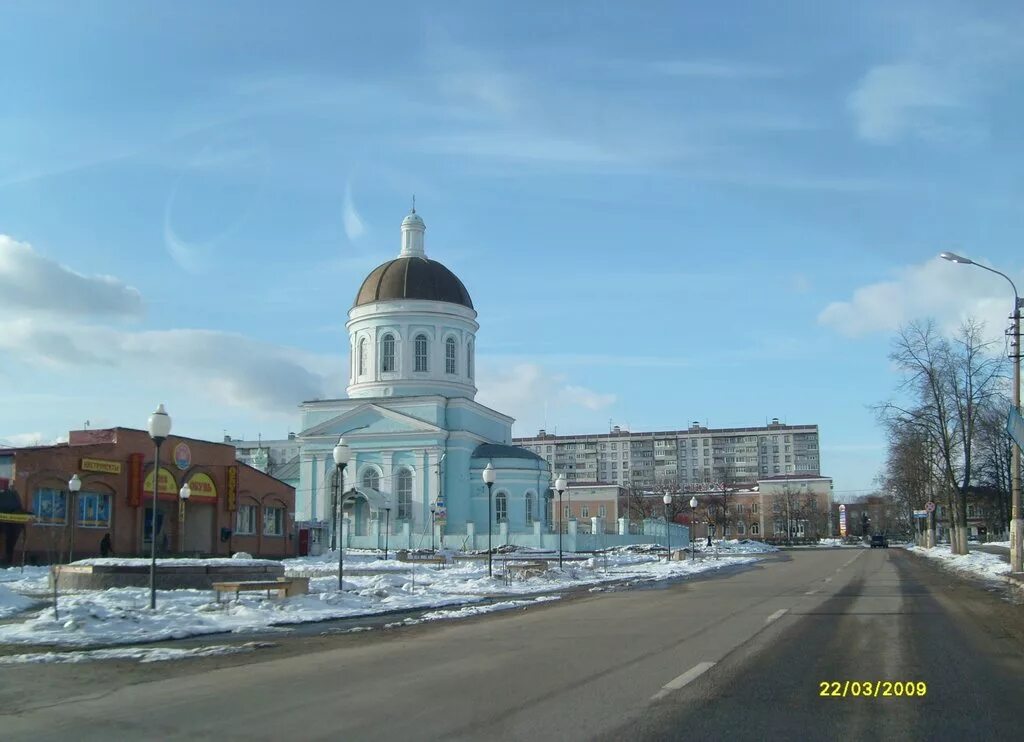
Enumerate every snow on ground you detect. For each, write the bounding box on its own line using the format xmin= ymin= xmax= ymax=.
xmin=0 ymin=550 xmax=758 ymax=650
xmin=986 ymin=541 xmax=1010 ymax=548
xmin=905 ymin=544 xmax=1011 ymax=582
xmin=0 ymin=641 xmax=276 ymax=665
xmin=0 ymin=585 xmax=37 ymax=618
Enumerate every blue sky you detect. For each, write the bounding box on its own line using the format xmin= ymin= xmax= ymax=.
xmin=2 ymin=0 xmax=1023 ymax=498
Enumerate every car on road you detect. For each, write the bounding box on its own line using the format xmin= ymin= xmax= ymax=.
xmin=870 ymin=533 xmax=889 ymax=548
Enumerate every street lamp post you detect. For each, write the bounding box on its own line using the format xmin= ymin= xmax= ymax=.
xmin=554 ymin=473 xmax=566 ymax=570
xmin=482 ymin=462 xmax=496 ymax=577
xmin=178 ymin=482 xmax=191 ymax=554
xmin=383 ymin=507 xmax=391 ymax=560
xmin=940 ymin=251 xmax=1023 ymax=570
xmin=430 ymin=505 xmax=436 ymax=551
xmin=147 ymin=403 xmax=171 ymax=610
xmin=689 ymin=496 xmax=698 ymax=561
xmin=663 ymin=492 xmax=673 ymax=560
xmin=67 ymin=474 xmax=81 ymax=564
xmin=333 ymin=437 xmax=350 ymax=591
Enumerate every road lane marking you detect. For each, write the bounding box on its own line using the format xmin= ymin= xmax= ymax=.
xmin=824 ymin=576 xmax=833 ymax=583
xmin=651 ymin=661 xmax=716 ymax=701
xmin=805 ymin=589 xmax=819 ymax=595
xmin=765 ymin=608 xmax=788 ymax=624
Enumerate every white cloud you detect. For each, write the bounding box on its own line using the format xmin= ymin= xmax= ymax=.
xmin=847 ymin=12 xmax=1024 ymax=145
xmin=0 ymin=318 xmax=341 ymax=413
xmin=819 ymin=256 xmax=1018 ymax=338
xmin=343 ymin=179 xmax=366 ymax=241
xmin=476 ymin=361 xmax=616 ymax=433
xmin=0 ymin=236 xmax=144 ymax=319
xmin=0 ymin=432 xmax=47 ymax=447
xmin=847 ymin=63 xmax=964 ymax=144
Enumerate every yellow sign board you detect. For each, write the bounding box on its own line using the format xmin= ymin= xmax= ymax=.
xmin=187 ymin=472 xmax=217 ymax=500
xmin=142 ymin=467 xmax=179 ymax=497
xmin=80 ymin=458 xmax=122 ymax=475
xmin=0 ymin=512 xmax=32 ymax=524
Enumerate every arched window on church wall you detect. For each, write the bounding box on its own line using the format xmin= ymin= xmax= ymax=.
xmin=414 ymin=334 xmax=428 ymax=372
xmin=495 ymin=491 xmax=508 ymax=522
xmin=397 ymin=469 xmax=412 ymax=520
xmin=381 ymin=334 xmax=396 ymax=373
xmin=525 ymin=491 xmax=534 ymax=524
xmin=358 ymin=338 xmax=367 ymax=376
xmin=445 ymin=337 xmax=457 ymax=375
xmin=362 ymin=469 xmax=380 ymax=491
xmin=467 ymin=340 xmax=473 ymax=378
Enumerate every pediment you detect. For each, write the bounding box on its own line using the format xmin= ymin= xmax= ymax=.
xmin=301 ymin=403 xmax=443 ymax=438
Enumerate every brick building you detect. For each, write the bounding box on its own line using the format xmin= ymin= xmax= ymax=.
xmin=0 ymin=427 xmax=295 ymax=565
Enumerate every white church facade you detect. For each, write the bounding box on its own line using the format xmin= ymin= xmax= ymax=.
xmin=295 ymin=209 xmax=688 ymax=553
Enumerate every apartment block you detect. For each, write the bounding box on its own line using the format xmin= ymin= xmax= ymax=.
xmin=513 ymin=418 xmax=820 ymax=488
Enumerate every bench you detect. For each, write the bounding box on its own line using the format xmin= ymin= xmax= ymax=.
xmin=212 ymin=576 xmax=309 ymax=603
xmin=501 ymin=560 xmax=549 ymax=580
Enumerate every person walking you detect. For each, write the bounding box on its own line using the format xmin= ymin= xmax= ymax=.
xmin=100 ymin=532 xmax=112 ymax=558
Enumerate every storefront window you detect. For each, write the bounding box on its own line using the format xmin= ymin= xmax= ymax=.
xmin=263 ymin=506 xmax=284 ymax=536
xmin=33 ymin=488 xmax=66 ymax=524
xmin=77 ymin=492 xmax=111 ymax=528
xmin=236 ymin=505 xmax=256 ymax=535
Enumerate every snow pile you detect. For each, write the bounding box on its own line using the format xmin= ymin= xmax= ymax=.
xmin=905 ymin=544 xmax=1011 ymax=583
xmin=986 ymin=541 xmax=1010 ymax=548
xmin=817 ymin=538 xmax=845 ymax=547
xmin=0 ymin=551 xmax=760 ymax=650
xmin=0 ymin=641 xmax=275 ymax=665
xmin=70 ymin=557 xmax=281 ymax=568
xmin=0 ymin=585 xmax=36 ymax=618
xmin=712 ymin=539 xmax=779 ymax=554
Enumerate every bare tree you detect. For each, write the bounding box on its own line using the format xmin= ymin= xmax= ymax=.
xmin=877 ymin=319 xmax=1005 ymax=554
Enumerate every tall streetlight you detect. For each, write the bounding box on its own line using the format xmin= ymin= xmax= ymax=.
xmin=147 ymin=403 xmax=171 ymax=610
xmin=689 ymin=496 xmax=698 ymax=561
xmin=383 ymin=507 xmax=391 ymax=560
xmin=940 ymin=251 xmax=1022 ymax=571
xmin=430 ymin=503 xmax=436 ymax=551
xmin=178 ymin=481 xmax=191 ymax=554
xmin=67 ymin=474 xmax=81 ymax=564
xmin=554 ymin=473 xmax=566 ymax=569
xmin=333 ymin=436 xmax=351 ymax=590
xmin=482 ymin=462 xmax=496 ymax=577
xmin=663 ymin=492 xmax=673 ymax=560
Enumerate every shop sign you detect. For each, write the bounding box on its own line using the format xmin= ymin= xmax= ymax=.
xmin=143 ymin=467 xmax=179 ymax=497
xmin=127 ymin=453 xmax=143 ymax=506
xmin=226 ymin=466 xmax=237 ymax=512
xmin=187 ymin=472 xmax=217 ymax=499
xmin=173 ymin=443 xmax=192 ymax=471
xmin=80 ymin=458 xmax=122 ymax=475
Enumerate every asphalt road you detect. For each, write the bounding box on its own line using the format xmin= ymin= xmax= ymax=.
xmin=3 ymin=549 xmax=1023 ymax=741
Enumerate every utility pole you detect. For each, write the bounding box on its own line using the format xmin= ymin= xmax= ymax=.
xmin=1011 ymin=300 xmax=1022 ymax=571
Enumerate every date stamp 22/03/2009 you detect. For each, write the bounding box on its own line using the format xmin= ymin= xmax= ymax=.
xmin=819 ymin=681 xmax=927 ymax=698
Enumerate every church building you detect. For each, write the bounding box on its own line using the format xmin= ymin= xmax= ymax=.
xmin=295 ymin=209 xmax=552 ymax=551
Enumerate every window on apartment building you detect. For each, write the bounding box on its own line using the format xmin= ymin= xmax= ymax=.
xmin=564 ymin=505 xmax=571 ymax=519
xmin=581 ymin=506 xmax=590 ymax=518
xmin=263 ymin=506 xmax=284 ymax=536
xmin=236 ymin=505 xmax=257 ymax=535
xmin=77 ymin=491 xmax=112 ymax=528
xmin=32 ymin=488 xmax=66 ymax=524
xmin=599 ymin=505 xmax=606 ymax=518
xmin=737 ymin=521 xmax=746 ymax=535
xmin=381 ymin=333 xmax=396 ymax=372
xmin=752 ymin=502 xmax=759 ymax=514
xmin=414 ymin=334 xmax=429 ymax=372
xmin=751 ymin=523 xmax=760 ymax=536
